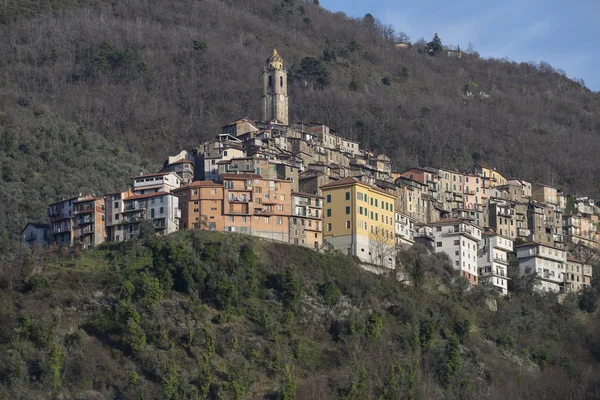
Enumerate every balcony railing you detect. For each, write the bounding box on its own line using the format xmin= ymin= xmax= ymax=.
xmin=77 ymin=216 xmax=94 ymax=225
xmin=74 ymin=205 xmax=94 ymax=214
xmin=228 ymin=194 xmax=251 ymax=203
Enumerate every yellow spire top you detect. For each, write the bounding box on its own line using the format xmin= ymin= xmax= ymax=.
xmin=267 ymin=48 xmax=284 ymax=70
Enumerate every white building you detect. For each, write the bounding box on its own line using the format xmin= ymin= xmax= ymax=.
xmin=132 ymin=172 xmax=182 ymax=195
xmin=478 ymin=233 xmax=512 ymax=295
xmin=21 ymin=223 xmax=50 ymax=248
xmin=516 ymin=242 xmax=567 ymax=293
xmin=121 ymin=192 xmax=181 ymax=239
xmin=394 ymin=211 xmax=415 ymax=247
xmin=432 ymin=218 xmax=482 ymax=285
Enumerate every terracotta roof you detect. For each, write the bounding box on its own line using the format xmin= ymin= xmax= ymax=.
xmin=126 ymin=192 xmax=171 ymax=201
xmin=133 ymin=172 xmax=170 ymax=179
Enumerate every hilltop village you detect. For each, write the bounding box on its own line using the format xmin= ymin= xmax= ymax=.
xmin=22 ymin=50 xmax=595 ymax=296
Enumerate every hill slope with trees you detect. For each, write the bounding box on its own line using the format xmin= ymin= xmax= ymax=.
xmin=1 ymin=0 xmax=600 ymax=245
xmin=0 ymin=231 xmax=599 ymax=399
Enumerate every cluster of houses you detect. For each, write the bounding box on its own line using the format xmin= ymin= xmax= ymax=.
xmin=21 ymin=49 xmax=595 ymax=295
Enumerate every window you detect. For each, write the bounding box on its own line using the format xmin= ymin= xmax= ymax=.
xmin=277 ymin=217 xmax=283 ymax=225
xmin=345 ymin=192 xmax=350 ymax=201
xmin=211 ymin=189 xmax=216 ymax=195
xmin=327 ymin=194 xmax=332 ymax=203
xmin=242 ymin=217 xmax=247 ymax=223
xmin=277 ymin=205 xmax=283 ymax=211
xmin=160 ymin=207 xmax=164 ymax=215
xmin=268 ymin=75 xmax=272 ymax=86
xmin=194 ymin=201 xmax=199 ymax=205
xmin=436 ymin=226 xmax=442 ymax=232
xmin=265 ymin=217 xmax=270 ymax=224
xmin=327 ymin=209 xmax=332 ymax=217
xmin=280 ymin=76 xmax=283 ymax=87
xmin=359 ymin=206 xmax=363 ymax=215
xmin=115 ymin=214 xmax=120 ymax=220
xmin=193 ymin=208 xmax=199 ymax=213
xmin=327 ymin=223 xmax=332 ymax=232
xmin=345 ymin=206 xmax=350 ymax=214
xmin=114 ymin=201 xmax=118 ymax=209
xmin=436 ymin=242 xmax=442 ymax=247
xmin=346 ymin=221 xmax=350 ymax=229
xmin=229 ymin=216 xmax=235 ymax=222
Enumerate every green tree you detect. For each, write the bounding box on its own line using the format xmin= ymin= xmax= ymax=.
xmin=295 ymin=57 xmax=330 ymax=88
xmin=427 ymin=33 xmax=443 ymax=55
xmin=280 ymin=267 xmax=302 ymax=313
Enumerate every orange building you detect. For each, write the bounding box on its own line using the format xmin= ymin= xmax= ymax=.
xmin=173 ymin=181 xmax=225 ymax=230
xmin=222 ymin=173 xmax=292 ymax=242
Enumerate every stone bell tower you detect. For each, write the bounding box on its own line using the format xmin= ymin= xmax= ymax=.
xmin=262 ymin=48 xmax=289 ymax=125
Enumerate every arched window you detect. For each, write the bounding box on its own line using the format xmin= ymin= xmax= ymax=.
xmin=280 ymin=76 xmax=283 ymax=87
xmin=268 ymin=76 xmax=272 ymax=87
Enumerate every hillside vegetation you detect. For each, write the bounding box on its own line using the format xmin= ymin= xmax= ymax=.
xmin=1 ymin=0 xmax=600 ymax=246
xmin=0 ymin=231 xmax=599 ymax=399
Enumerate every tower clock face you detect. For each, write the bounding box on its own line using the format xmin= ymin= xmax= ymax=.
xmin=279 ymin=94 xmax=285 ymax=101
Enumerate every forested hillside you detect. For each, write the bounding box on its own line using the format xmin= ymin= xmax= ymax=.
xmin=1 ymin=0 xmax=600 ymax=244
xmin=0 ymin=231 xmax=599 ymax=399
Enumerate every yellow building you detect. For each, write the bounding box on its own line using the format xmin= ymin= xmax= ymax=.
xmin=321 ymin=178 xmax=396 ymax=268
xmin=470 ymin=162 xmax=507 ymax=186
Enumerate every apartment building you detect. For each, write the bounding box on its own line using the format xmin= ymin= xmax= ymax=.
xmin=121 ymin=192 xmax=180 ymax=239
xmin=469 ymin=162 xmax=507 ymax=186
xmin=290 ymin=192 xmax=324 ymax=249
xmin=132 ymin=172 xmax=182 ymax=195
xmin=564 ymin=258 xmax=589 ymax=293
xmin=221 ymin=174 xmax=292 ymax=242
xmin=322 ymin=178 xmax=396 ymax=268
xmin=72 ymin=196 xmax=105 ymax=249
xmin=105 ymin=189 xmax=135 ymax=242
xmin=516 ymin=242 xmax=567 ymax=293
xmin=395 ymin=211 xmax=415 ymax=247
xmin=172 ymin=181 xmax=224 ymax=231
xmin=488 ymin=202 xmax=516 ymax=239
xmin=431 ymin=218 xmax=482 ymax=285
xmin=478 ymin=233 xmax=512 ymax=295
xmin=48 ymin=196 xmax=79 ymax=246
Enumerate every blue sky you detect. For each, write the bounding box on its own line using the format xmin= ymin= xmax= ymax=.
xmin=320 ymin=0 xmax=600 ymax=92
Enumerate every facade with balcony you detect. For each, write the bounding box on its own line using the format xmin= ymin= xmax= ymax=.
xmin=121 ymin=192 xmax=180 ymax=239
xmin=221 ymin=174 xmax=292 ymax=242
xmin=516 ymin=242 xmax=567 ymax=293
xmin=431 ymin=218 xmax=482 ymax=285
xmin=478 ymin=233 xmax=512 ymax=295
xmin=73 ymin=196 xmax=106 ymax=249
xmin=564 ymin=258 xmax=592 ymax=293
xmin=290 ymin=192 xmax=323 ymax=249
xmin=394 ymin=211 xmax=415 ymax=247
xmin=20 ymin=223 xmax=50 ymax=248
xmin=47 ymin=196 xmax=79 ymax=246
xmin=105 ymin=189 xmax=135 ymax=242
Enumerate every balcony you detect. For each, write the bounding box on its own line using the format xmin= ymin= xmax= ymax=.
xmin=493 ymin=255 xmax=508 ymax=264
xmin=74 ymin=205 xmax=94 ymax=214
xmin=77 ymin=216 xmax=94 ymax=225
xmin=228 ymin=194 xmax=251 ymax=203
xmin=553 ymin=234 xmax=564 ymax=243
xmin=123 ymin=203 xmax=147 ymax=213
xmin=154 ymin=218 xmax=167 ymax=229
xmin=517 ymin=228 xmax=531 ymax=237
xmin=254 ymin=208 xmax=274 ymax=215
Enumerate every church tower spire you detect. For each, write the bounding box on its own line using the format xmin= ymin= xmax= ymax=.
xmin=262 ymin=48 xmax=288 ymax=125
